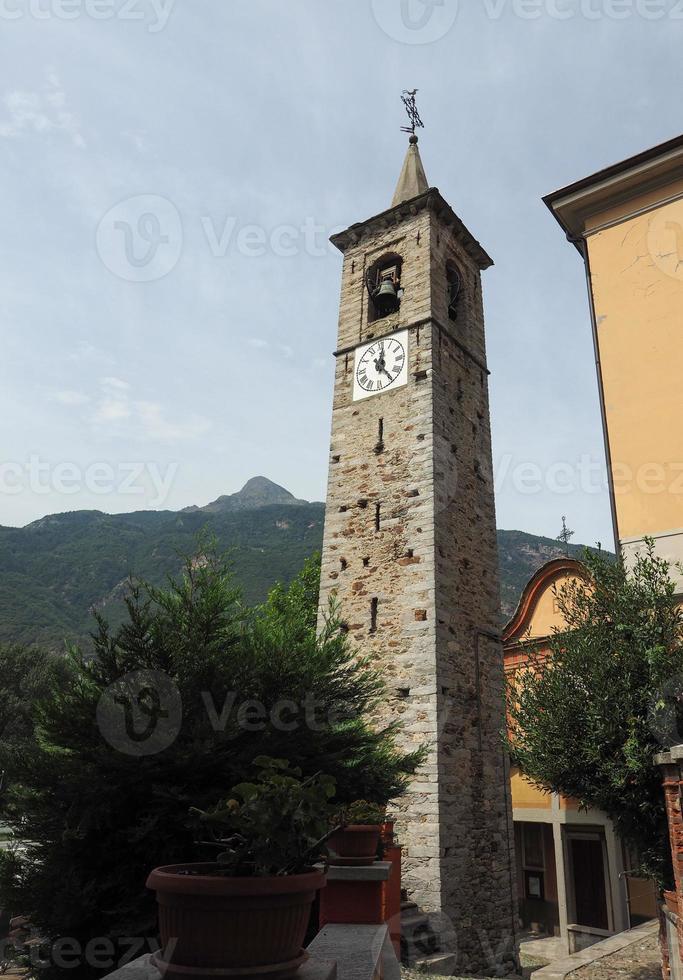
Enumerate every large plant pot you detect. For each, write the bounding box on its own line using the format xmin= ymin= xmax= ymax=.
xmin=327 ymin=825 xmax=381 ymax=866
xmin=147 ymin=863 xmax=326 ymax=978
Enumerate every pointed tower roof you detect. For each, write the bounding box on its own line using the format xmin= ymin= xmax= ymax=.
xmin=392 ymin=135 xmax=429 ymax=207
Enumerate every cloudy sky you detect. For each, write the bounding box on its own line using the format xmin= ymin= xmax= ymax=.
xmin=0 ymin=0 xmax=679 ymax=546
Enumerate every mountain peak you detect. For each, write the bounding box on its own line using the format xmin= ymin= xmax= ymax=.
xmin=183 ymin=477 xmax=309 ymax=515
xmin=237 ymin=477 xmax=296 ymax=503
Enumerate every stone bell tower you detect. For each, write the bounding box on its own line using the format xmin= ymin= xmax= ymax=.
xmin=318 ymin=125 xmax=519 ymax=976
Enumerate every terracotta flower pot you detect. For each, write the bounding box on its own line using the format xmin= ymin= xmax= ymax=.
xmin=147 ymin=863 xmax=326 ymax=978
xmin=327 ymin=825 xmax=381 ymax=866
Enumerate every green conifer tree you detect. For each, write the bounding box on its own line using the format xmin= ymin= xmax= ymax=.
xmin=0 ymin=551 xmax=423 ymax=978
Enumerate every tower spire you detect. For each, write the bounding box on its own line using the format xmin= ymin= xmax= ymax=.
xmin=392 ymin=135 xmax=429 ymax=207
xmin=392 ymin=89 xmax=428 ymax=207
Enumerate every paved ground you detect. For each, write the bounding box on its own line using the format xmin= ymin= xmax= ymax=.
xmin=402 ymin=932 xmax=662 ymax=979
xmin=520 ymin=936 xmax=565 ymax=964
xmin=565 ymin=933 xmax=662 ymax=980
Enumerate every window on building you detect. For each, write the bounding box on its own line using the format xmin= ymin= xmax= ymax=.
xmin=522 ymin=823 xmax=546 ymax=902
xmin=522 ymin=824 xmax=545 ymax=870
xmin=447 ymin=261 xmax=462 ymax=321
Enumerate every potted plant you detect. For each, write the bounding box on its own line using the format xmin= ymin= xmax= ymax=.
xmin=327 ymin=801 xmax=386 ymax=866
xmin=147 ymin=757 xmax=335 ymax=978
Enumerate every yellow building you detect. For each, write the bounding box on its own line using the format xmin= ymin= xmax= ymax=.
xmin=544 ymin=135 xmax=683 ymax=585
xmin=504 ymin=559 xmax=658 ymax=950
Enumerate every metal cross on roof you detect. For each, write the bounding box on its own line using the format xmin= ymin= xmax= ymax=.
xmin=401 ymin=89 xmax=425 ymax=137
xmin=557 ymin=516 xmax=575 ymax=556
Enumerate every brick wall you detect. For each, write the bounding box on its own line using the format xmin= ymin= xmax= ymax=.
xmin=656 ymin=748 xmax=683 ymax=979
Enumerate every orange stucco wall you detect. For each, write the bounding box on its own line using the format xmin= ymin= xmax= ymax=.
xmin=510 ymin=766 xmax=552 ymax=810
xmin=586 ymin=180 xmax=683 ymax=541
xmin=520 ymin=586 xmax=564 ymax=641
xmin=505 ymin=564 xmax=583 ymax=812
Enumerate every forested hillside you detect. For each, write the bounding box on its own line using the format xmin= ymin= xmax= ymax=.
xmin=0 ymin=477 xmax=596 ymax=649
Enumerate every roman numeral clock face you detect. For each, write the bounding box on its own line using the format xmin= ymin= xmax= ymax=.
xmin=353 ymin=330 xmax=409 ymax=401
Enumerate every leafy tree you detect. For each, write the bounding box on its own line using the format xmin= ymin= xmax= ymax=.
xmin=0 ymin=551 xmax=423 ymax=978
xmin=507 ymin=541 xmax=683 ymax=886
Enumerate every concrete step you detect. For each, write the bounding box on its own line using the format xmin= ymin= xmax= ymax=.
xmin=414 ymin=953 xmax=457 ymax=976
xmin=401 ymin=911 xmax=431 ymax=932
xmin=400 ymin=902 xmax=419 ymax=915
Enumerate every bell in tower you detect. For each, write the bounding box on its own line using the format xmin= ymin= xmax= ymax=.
xmin=368 ymin=262 xmax=403 ymax=318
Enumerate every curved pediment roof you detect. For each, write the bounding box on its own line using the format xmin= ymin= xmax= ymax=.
xmin=503 ymin=557 xmax=589 ymax=648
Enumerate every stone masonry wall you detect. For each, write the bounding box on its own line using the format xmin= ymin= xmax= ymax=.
xmin=318 ymin=196 xmax=518 ymax=975
xmin=430 ymin=224 xmax=518 ymax=972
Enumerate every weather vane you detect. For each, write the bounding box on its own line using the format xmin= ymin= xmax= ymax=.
xmin=557 ymin=516 xmax=575 ymax=556
xmin=401 ymin=89 xmax=425 ymax=138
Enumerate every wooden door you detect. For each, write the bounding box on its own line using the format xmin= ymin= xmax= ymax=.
xmin=569 ymin=836 xmax=609 ymax=930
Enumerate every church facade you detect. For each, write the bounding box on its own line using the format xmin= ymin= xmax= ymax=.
xmin=318 ymin=134 xmax=519 ymax=975
xmin=504 ymin=559 xmax=658 ymax=952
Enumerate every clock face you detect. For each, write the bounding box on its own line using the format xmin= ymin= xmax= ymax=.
xmin=353 ymin=331 xmax=409 ymax=401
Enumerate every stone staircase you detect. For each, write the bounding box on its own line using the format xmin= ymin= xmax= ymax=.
xmin=400 ymin=894 xmax=456 ymax=976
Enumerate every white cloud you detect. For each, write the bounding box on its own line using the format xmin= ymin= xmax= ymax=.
xmin=92 ymin=377 xmax=132 ymax=423
xmin=52 ymin=390 xmax=90 ymax=406
xmin=135 ymin=401 xmax=211 ymax=442
xmin=100 ymin=377 xmax=131 ymax=391
xmin=84 ymin=378 xmax=210 ymax=444
xmin=122 ymin=130 xmax=149 ymax=153
xmin=0 ymin=70 xmax=85 ymax=147
xmin=247 ymin=338 xmax=294 ymax=359
xmin=66 ymin=343 xmax=114 ymax=364
xmin=94 ymin=398 xmax=131 ymax=423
